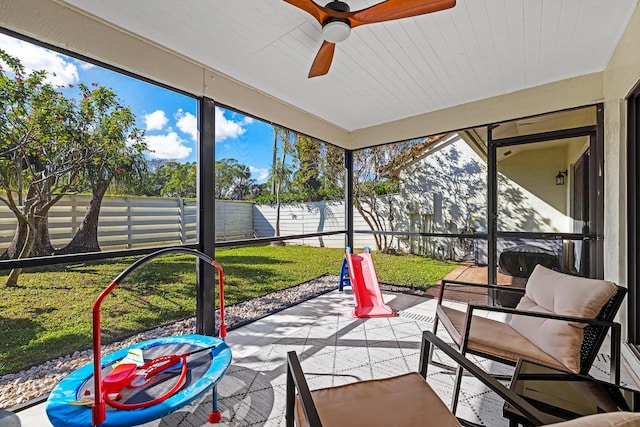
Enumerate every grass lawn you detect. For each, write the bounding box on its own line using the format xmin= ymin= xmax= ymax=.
xmin=0 ymin=245 xmax=458 ymax=375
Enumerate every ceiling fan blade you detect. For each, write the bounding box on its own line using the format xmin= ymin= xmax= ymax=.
xmin=308 ymin=41 xmax=336 ymax=78
xmin=283 ymin=0 xmax=329 ymax=24
xmin=350 ymin=0 xmax=456 ymax=27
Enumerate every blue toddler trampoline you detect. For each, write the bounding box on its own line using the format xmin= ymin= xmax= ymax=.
xmin=45 ymin=248 xmax=232 ymax=427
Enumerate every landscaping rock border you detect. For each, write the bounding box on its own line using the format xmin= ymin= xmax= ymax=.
xmin=0 ymin=274 xmax=340 ymax=409
xmin=0 ymin=274 xmax=433 ymax=410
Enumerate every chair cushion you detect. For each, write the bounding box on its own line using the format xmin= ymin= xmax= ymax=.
xmin=508 ymin=265 xmax=617 ymax=373
xmin=437 ymin=305 xmax=568 ymax=371
xmin=294 ymin=372 xmax=461 ymax=427
xmin=545 ymin=412 xmax=640 ymax=426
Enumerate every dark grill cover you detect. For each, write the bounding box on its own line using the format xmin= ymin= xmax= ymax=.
xmin=498 ymin=244 xmax=560 ymax=278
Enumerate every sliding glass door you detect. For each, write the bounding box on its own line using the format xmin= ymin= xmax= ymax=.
xmin=487 ymin=106 xmax=604 ymax=295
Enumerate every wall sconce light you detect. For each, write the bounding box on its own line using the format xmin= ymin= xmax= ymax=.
xmin=555 ymin=170 xmax=568 ymax=185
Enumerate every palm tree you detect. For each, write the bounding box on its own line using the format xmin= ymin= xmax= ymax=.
xmin=270 ymin=126 xmax=294 ymax=244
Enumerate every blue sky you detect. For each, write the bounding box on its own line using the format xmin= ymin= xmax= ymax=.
xmin=0 ymin=33 xmax=274 ymax=183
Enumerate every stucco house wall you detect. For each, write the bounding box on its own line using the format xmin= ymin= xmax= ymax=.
xmin=498 ymin=146 xmax=571 ymax=233
xmin=393 ymin=135 xmax=574 ymax=234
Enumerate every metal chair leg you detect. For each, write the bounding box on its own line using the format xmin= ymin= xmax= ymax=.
xmin=420 ymin=331 xmax=431 ymax=378
xmin=451 ymin=364 xmax=464 ymax=414
xmin=427 ymin=315 xmax=441 ymax=370
xmin=611 ymin=324 xmax=621 ymax=385
xmin=286 ymin=361 xmax=295 ymax=427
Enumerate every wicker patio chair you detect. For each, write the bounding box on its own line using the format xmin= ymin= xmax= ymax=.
xmin=427 ymin=264 xmax=626 ymax=414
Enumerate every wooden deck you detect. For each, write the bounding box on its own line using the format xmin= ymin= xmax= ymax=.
xmin=425 ymin=262 xmax=528 ymax=305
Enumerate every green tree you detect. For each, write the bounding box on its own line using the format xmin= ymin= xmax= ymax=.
xmin=252 ymin=132 xmax=344 ymax=203
xmin=232 ymin=163 xmax=256 ymax=200
xmin=353 ymin=144 xmax=408 ymax=252
xmin=57 ymin=84 xmax=147 ymax=254
xmin=215 ymin=158 xmax=256 ymax=200
xmin=262 ymin=134 xmax=344 ymax=203
xmin=159 ymin=162 xmax=197 ymax=198
xmin=110 ymin=158 xmax=163 ymax=196
xmin=269 ymin=126 xmax=294 ymax=241
xmin=113 ymin=160 xmax=197 ymax=198
xmin=319 ymin=143 xmax=344 ymax=199
xmin=0 ymin=50 xmax=87 ymax=283
xmin=292 ymin=135 xmax=321 ymax=200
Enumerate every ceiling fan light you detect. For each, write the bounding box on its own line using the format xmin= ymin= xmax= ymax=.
xmin=322 ymin=20 xmax=351 ymax=43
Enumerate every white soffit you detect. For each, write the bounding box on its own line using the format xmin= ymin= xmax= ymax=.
xmin=62 ymin=0 xmax=637 ymax=132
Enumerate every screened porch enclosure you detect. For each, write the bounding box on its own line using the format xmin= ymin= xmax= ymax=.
xmin=2 ymin=0 xmax=640 ymax=425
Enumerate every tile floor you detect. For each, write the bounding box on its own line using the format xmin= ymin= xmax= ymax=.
xmin=15 ymin=288 xmax=635 ymax=427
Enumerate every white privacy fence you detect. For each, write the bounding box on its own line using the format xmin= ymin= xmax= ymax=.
xmin=0 ymin=196 xmax=393 ymax=253
xmin=0 ymin=195 xmax=200 ymax=251
xmin=0 ymin=196 xmax=254 ymax=252
xmin=253 ymin=201 xmax=377 ymax=248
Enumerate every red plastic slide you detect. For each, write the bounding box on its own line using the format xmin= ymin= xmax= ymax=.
xmin=345 ymin=249 xmax=395 ymax=318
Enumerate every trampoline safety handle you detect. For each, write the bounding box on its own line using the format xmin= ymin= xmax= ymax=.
xmin=90 ymin=247 xmax=227 ymax=426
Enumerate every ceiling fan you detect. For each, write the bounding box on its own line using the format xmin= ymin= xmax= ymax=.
xmin=284 ymin=0 xmax=456 ymax=78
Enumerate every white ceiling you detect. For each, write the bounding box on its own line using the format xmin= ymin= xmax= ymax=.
xmin=62 ymin=0 xmax=637 ymax=132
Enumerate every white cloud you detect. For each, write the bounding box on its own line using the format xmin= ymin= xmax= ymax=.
xmin=0 ymin=33 xmax=79 ymax=86
xmin=176 ymin=110 xmax=198 ymax=141
xmin=250 ymin=166 xmax=270 ymax=182
xmin=145 ymin=132 xmax=192 ymax=160
xmin=215 ymin=106 xmax=247 ymax=141
xmin=145 ymin=110 xmax=168 ymax=131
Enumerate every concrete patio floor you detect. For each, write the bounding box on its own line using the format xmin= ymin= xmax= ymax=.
xmin=14 ymin=287 xmax=634 ymax=427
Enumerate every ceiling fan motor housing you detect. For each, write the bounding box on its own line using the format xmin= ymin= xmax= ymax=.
xmin=322 ymin=1 xmax=351 ymax=43
xmin=325 ymin=1 xmax=350 ymax=13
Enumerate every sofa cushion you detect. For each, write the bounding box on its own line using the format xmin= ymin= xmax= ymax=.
xmin=508 ymin=265 xmax=617 ymax=373
xmin=437 ymin=304 xmax=568 ymax=370
xmin=294 ymin=372 xmax=461 ymax=427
